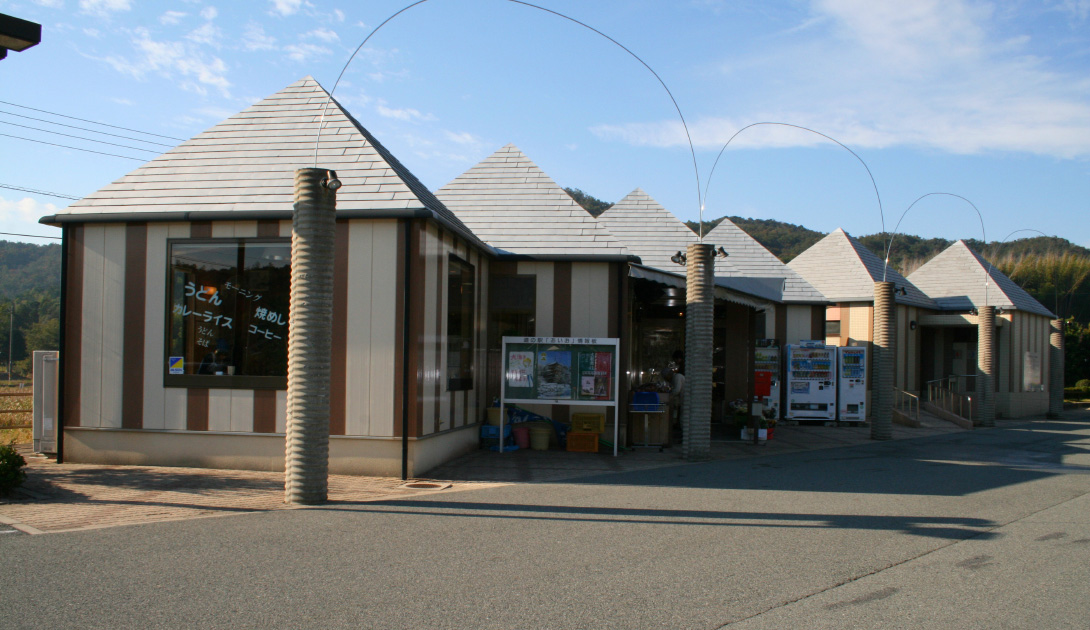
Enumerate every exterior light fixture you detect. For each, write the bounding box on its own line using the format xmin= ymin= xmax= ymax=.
xmin=670 ymin=251 xmax=687 ymax=266
xmin=909 ymin=320 xmax=918 ymax=331
xmin=715 ymin=246 xmax=728 ymax=258
xmin=321 ymin=170 xmax=342 ymax=190
xmin=894 ymin=286 xmax=908 ymax=296
xmin=969 ymin=308 xmax=979 ymax=316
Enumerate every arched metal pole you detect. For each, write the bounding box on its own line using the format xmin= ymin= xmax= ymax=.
xmin=314 ymin=0 xmax=704 ymax=222
xmin=883 ymin=192 xmax=986 ymax=284
xmin=702 ymin=122 xmax=885 ymax=241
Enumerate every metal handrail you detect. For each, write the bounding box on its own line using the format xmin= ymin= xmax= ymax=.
xmin=925 ymin=379 xmax=975 ymax=424
xmin=893 ymin=389 xmax=919 ymax=424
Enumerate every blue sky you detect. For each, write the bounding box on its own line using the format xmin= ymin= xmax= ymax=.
xmin=2 ymin=0 xmax=1089 ymax=251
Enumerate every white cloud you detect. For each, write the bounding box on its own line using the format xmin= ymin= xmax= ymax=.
xmin=83 ymin=27 xmax=101 ymax=37
xmin=33 ymin=0 xmax=64 ymax=8
xmin=1060 ymin=0 xmax=1090 ymax=20
xmin=333 ymin=9 xmax=345 ymax=22
xmin=200 ymin=6 xmax=218 ymax=20
xmin=242 ymin=23 xmax=276 ymax=51
xmin=187 ymin=22 xmax=222 ymax=47
xmin=0 ymin=195 xmax=60 ymax=225
xmin=269 ymin=0 xmax=304 ymax=16
xmin=596 ymin=0 xmax=1090 ymax=159
xmin=305 ymin=28 xmax=339 ymax=42
xmin=160 ymin=11 xmax=187 ymax=25
xmin=444 ymin=131 xmax=480 ymax=145
xmin=375 ymin=100 xmax=435 ymax=122
xmin=102 ymin=27 xmax=231 ymax=97
xmin=283 ymin=43 xmax=331 ymax=62
xmin=79 ymin=0 xmax=132 ymax=15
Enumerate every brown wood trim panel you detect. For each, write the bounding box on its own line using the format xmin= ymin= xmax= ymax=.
xmin=329 ymin=220 xmax=348 ymax=436
xmin=811 ymin=305 xmax=824 ymax=341
xmin=553 ymin=261 xmax=572 ymax=337
xmin=775 ymin=305 xmax=787 ymax=346
xmin=257 ymin=220 xmax=280 ymax=238
xmin=64 ymin=225 xmax=84 ymax=428
xmin=252 ymin=389 xmax=277 ymax=433
xmin=186 ymin=388 xmax=209 ymax=431
xmin=434 ymin=226 xmax=445 ymax=434
xmin=121 ymin=223 xmax=147 ymax=429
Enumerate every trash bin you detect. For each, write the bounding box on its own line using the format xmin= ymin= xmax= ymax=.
xmin=529 ymin=425 xmax=551 ymax=451
xmin=512 ymin=425 xmax=531 ymax=449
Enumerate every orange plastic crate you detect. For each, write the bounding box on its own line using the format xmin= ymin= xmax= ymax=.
xmin=566 ymin=432 xmax=599 ymax=453
xmin=570 ymin=413 xmax=605 ymax=434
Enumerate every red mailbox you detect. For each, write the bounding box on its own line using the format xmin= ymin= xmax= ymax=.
xmin=754 ymin=370 xmax=773 ymax=398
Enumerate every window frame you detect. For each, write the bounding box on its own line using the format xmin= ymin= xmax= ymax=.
xmin=163 ymin=237 xmax=290 ymax=390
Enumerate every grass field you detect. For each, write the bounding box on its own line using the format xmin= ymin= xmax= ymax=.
xmin=1 ymin=382 xmax=33 ymax=445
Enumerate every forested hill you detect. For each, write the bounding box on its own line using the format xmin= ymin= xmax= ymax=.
xmin=0 ymin=240 xmax=60 ymax=300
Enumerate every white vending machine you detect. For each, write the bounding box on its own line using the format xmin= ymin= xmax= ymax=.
xmin=754 ymin=339 xmax=781 ymax=420
xmin=837 ymin=346 xmax=867 ymax=422
xmin=785 ymin=341 xmax=837 ymax=420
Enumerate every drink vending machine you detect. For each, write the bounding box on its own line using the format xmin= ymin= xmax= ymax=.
xmin=784 ymin=341 xmax=837 ymax=421
xmin=753 ymin=339 xmax=780 ymax=420
xmin=837 ymin=346 xmax=867 ymax=422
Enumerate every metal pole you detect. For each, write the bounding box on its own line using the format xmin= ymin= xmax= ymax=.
xmin=683 ymin=243 xmax=714 ymax=460
xmin=285 ymin=167 xmax=338 ymax=505
xmin=7 ymin=300 xmax=13 ymax=382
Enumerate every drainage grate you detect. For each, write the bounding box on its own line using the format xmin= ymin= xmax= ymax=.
xmin=398 ymin=481 xmax=451 ymax=490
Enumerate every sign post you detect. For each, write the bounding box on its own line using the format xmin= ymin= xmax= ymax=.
xmin=500 ymin=336 xmax=621 ymax=456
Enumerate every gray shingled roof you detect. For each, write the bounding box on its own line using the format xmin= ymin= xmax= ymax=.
xmin=53 ymin=77 xmax=483 ymax=246
xmin=907 ymin=240 xmax=1056 ymax=317
xmin=705 ymin=218 xmax=827 ymax=303
xmin=595 ymin=188 xmax=697 ymax=270
xmin=434 ymin=144 xmax=630 ymax=257
xmin=788 ymin=228 xmax=936 ymax=308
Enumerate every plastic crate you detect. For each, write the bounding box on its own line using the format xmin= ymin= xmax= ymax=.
xmin=570 ymin=413 xmax=605 ymax=434
xmin=566 ymin=432 xmax=599 ymax=453
xmin=480 ymin=424 xmax=511 ymax=439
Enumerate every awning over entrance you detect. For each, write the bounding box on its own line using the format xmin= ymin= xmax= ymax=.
xmin=628 ymin=264 xmax=772 ymax=311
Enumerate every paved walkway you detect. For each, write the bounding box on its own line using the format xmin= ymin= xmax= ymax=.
xmin=0 ymin=418 xmax=973 ymax=535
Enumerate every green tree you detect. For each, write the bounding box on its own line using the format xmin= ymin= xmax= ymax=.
xmin=564 ymin=188 xmax=613 ymax=217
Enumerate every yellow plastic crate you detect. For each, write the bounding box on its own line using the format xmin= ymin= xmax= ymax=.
xmin=566 ymin=432 xmax=600 ymax=453
xmin=570 ymin=413 xmax=605 ymax=434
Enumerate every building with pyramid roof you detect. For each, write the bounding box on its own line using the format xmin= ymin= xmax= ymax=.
xmin=907 ymin=240 xmax=1057 ymax=417
xmin=788 ymin=228 xmax=1058 ymax=419
xmin=42 ymin=77 xmax=497 ymax=476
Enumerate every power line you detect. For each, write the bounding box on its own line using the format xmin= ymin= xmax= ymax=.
xmin=0 ymin=183 xmax=81 ymax=201
xmin=0 ymin=133 xmax=146 ymax=161
xmin=0 ymin=120 xmax=160 ymax=153
xmin=0 ymin=231 xmax=61 ymax=240
xmin=0 ymin=99 xmax=186 ymax=142
xmin=0 ymin=109 xmax=175 ymax=147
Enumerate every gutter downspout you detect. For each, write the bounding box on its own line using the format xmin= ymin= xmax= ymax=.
xmin=56 ymin=225 xmax=68 ymax=463
xmin=401 ymin=219 xmax=411 ymax=480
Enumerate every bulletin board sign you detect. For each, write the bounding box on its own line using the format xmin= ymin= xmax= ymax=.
xmin=501 ymin=337 xmax=619 ymax=406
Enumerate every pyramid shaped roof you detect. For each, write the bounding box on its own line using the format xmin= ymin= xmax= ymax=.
xmin=705 ymin=218 xmax=826 ymax=303
xmin=907 ymin=240 xmax=1055 ymax=317
xmin=788 ymin=228 xmax=935 ymax=308
xmin=595 ymin=188 xmax=698 ymax=270
xmin=434 ymin=144 xmax=629 ymax=257
xmin=52 ymin=77 xmax=481 ymax=245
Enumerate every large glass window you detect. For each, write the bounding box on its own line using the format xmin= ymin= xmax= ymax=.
xmin=447 ymin=255 xmax=476 ymax=391
xmin=166 ymin=239 xmax=290 ymax=388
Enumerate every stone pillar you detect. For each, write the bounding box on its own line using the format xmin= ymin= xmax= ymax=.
xmin=285 ymin=168 xmax=337 ymax=504
xmin=683 ymin=243 xmax=714 ymax=460
xmin=1049 ymin=318 xmax=1064 ymax=418
xmin=977 ymin=305 xmax=996 ymax=427
xmin=871 ymin=281 xmax=895 ymax=440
